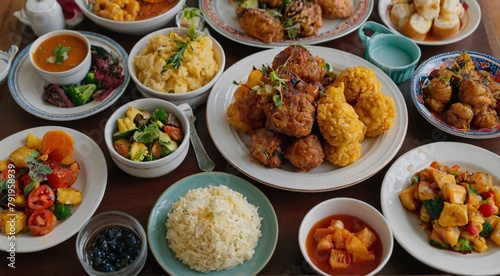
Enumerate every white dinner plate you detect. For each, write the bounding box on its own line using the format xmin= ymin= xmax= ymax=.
xmin=380 ymin=142 xmax=500 ymax=276
xmin=0 ymin=126 xmax=107 ymax=253
xmin=206 ymin=46 xmax=408 ymax=192
xmin=378 ymin=0 xmax=481 ymax=46
xmin=148 ymin=172 xmax=278 ymax=275
xmin=411 ymin=50 xmax=500 ymax=139
xmin=200 ymin=0 xmax=373 ymax=48
xmin=8 ymin=31 xmax=129 ymax=121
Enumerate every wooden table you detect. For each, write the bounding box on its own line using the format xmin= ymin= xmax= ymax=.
xmin=1 ymin=0 xmax=499 ymax=274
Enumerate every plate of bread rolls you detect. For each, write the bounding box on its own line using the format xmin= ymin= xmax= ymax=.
xmin=379 ymin=0 xmax=481 ymax=45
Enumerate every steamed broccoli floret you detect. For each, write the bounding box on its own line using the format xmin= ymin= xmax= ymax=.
xmin=84 ymin=71 xmax=98 ymax=85
xmin=452 ymin=237 xmax=473 ymax=253
xmin=423 ymin=197 xmax=445 ymax=221
xmin=64 ymin=83 xmax=97 ymax=106
xmin=480 ymin=220 xmax=493 ymax=238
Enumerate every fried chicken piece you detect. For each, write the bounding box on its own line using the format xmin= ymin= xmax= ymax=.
xmin=249 ymin=128 xmax=285 ymax=168
xmin=284 ymin=134 xmax=324 ymax=172
xmin=332 ymin=66 xmax=382 ymax=105
xmin=264 ymin=87 xmax=316 ymax=138
xmin=472 ymin=106 xmax=499 ymax=129
xmin=236 ymin=8 xmax=284 ymax=43
xmin=284 ymin=1 xmax=323 ymax=37
xmin=272 ymin=45 xmax=326 ymax=84
xmin=323 ymin=140 xmax=362 ymax=167
xmin=423 ymin=77 xmax=453 ymax=112
xmin=354 ymin=92 xmax=396 ymax=138
xmin=319 ymin=0 xmax=354 ymax=19
xmin=458 ymin=79 xmax=495 ymax=109
xmin=317 ymin=83 xmax=366 ymax=147
xmin=444 ymin=102 xmax=474 ymax=130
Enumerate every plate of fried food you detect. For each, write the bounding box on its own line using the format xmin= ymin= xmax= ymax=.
xmin=206 ymin=45 xmax=408 ymax=192
xmin=381 ymin=141 xmax=500 ymax=276
xmin=379 ymin=0 xmax=481 ymax=46
xmin=411 ymin=50 xmax=500 ymax=139
xmin=200 ymin=0 xmax=373 ymax=48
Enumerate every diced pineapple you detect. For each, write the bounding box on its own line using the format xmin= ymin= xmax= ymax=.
xmin=428 ymin=228 xmax=447 ymax=247
xmin=484 ymin=197 xmax=499 ymax=215
xmin=438 ymin=202 xmax=468 ymax=227
xmin=352 ymin=251 xmax=376 ymax=263
xmin=468 ymin=209 xmax=485 ymax=234
xmin=356 ymin=227 xmax=377 ymax=248
xmin=418 ymin=181 xmax=438 ymax=201
xmin=419 ymin=204 xmax=431 ymax=223
xmin=470 ymin=235 xmax=488 ymax=253
xmin=330 ymin=219 xmax=344 ymax=229
xmin=314 ymin=226 xmax=334 ymax=240
xmin=56 ymin=187 xmax=82 ymax=205
xmin=332 ymin=227 xmax=350 ymax=250
xmin=435 ymin=174 xmax=456 ymax=190
xmin=345 ymin=233 xmax=369 ymax=255
xmin=490 ymin=219 xmax=500 ymax=246
xmin=0 ymin=210 xmax=28 ymax=235
xmin=9 ymin=146 xmax=36 ymax=168
xmin=490 ymin=186 xmax=500 ymax=209
xmin=117 ymin=117 xmax=136 ymax=133
xmin=442 ymin=183 xmax=466 ymax=204
xmin=317 ymin=234 xmax=334 ymax=252
xmin=0 ymin=160 xmax=10 ymax=171
xmin=26 ymin=132 xmax=42 ymax=150
xmin=329 ymin=249 xmax=350 ymax=269
xmin=432 ymin=221 xmax=460 ymax=246
xmin=399 ymin=185 xmax=420 ymax=211
xmin=463 ymin=183 xmax=481 ymax=209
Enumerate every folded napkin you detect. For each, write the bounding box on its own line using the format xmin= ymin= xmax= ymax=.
xmin=58 ymin=0 xmax=85 ymax=28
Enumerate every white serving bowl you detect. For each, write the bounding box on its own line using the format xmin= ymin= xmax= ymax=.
xmin=104 ymin=98 xmax=190 ymax=178
xmin=128 ymin=27 xmax=225 ymax=108
xmin=74 ymin=0 xmax=184 ymax=35
xmin=29 ymin=30 xmax=91 ymax=86
xmin=298 ymin=197 xmax=393 ymax=276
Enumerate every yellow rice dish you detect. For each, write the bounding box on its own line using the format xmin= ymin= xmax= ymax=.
xmin=134 ymin=30 xmax=219 ymax=93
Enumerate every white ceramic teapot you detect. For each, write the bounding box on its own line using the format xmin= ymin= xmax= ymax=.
xmin=14 ymin=0 xmax=66 ymax=37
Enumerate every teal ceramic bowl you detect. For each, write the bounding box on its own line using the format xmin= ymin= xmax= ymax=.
xmin=147 ymin=172 xmax=278 ymax=275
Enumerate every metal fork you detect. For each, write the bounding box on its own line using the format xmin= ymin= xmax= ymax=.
xmin=180 ymin=103 xmax=215 ymax=172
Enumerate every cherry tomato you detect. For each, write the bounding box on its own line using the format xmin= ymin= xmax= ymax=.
xmin=46 ymin=161 xmax=79 ymax=189
xmin=464 ymin=222 xmax=479 ymax=236
xmin=28 ymin=209 xmax=57 ymax=236
xmin=479 ymin=203 xmax=495 ymax=217
xmin=27 ymin=185 xmax=55 ymax=210
xmin=481 ymin=191 xmax=495 ymax=200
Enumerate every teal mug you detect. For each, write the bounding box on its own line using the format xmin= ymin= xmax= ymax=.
xmin=358 ymin=21 xmax=421 ymax=84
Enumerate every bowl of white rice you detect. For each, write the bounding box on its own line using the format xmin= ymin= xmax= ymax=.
xmin=147 ymin=172 xmax=278 ymax=275
xmin=128 ymin=27 xmax=225 ymax=108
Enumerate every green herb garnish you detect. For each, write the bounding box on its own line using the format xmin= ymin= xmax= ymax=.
xmin=46 ymin=44 xmax=70 ymax=64
xmin=162 ymin=26 xmax=199 ymax=73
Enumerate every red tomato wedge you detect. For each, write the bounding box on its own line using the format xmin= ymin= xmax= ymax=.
xmin=28 ymin=209 xmax=57 ymax=236
xmin=27 ymin=185 xmax=55 ymax=210
xmin=46 ymin=161 xmax=80 ymax=189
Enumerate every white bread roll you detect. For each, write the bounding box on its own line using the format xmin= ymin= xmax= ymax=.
xmin=440 ymin=0 xmax=462 ymax=18
xmin=400 ymin=12 xmax=433 ymax=40
xmin=390 ymin=3 xmax=415 ymax=29
xmin=432 ymin=14 xmax=460 ymax=38
xmin=414 ymin=0 xmax=440 ymax=20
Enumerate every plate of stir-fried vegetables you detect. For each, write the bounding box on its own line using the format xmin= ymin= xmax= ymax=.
xmin=381 ymin=141 xmax=500 ymax=276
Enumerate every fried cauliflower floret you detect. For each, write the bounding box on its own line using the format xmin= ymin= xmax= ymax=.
xmin=323 ymin=141 xmax=362 ymax=167
xmin=249 ymin=128 xmax=285 ymax=168
xmin=316 ymin=83 xmax=366 ymax=147
xmin=332 ymin=66 xmax=382 ymax=105
xmin=264 ymin=88 xmax=316 ymax=138
xmin=284 ymin=134 xmax=324 ymax=172
xmin=354 ymin=92 xmax=396 ymax=137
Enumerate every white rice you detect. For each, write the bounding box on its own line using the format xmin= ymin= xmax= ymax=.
xmin=165 ymin=185 xmax=262 ymax=272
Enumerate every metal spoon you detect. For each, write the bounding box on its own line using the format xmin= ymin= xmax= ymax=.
xmin=179 ymin=103 xmax=215 ymax=172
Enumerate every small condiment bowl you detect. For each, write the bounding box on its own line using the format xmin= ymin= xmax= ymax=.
xmin=128 ymin=27 xmax=225 ymax=108
xmin=76 ymin=211 xmax=147 ymax=276
xmin=298 ymin=197 xmax=393 ymax=276
xmin=104 ymin=98 xmax=190 ymax=178
xmin=358 ymin=21 xmax=421 ymax=84
xmin=29 ymin=30 xmax=91 ymax=86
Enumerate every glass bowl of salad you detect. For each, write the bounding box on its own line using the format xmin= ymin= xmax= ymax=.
xmin=104 ymin=98 xmax=190 ymax=178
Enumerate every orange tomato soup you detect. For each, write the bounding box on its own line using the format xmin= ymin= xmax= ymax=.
xmin=306 ymin=214 xmax=383 ymax=275
xmin=32 ymin=34 xmax=87 ymax=72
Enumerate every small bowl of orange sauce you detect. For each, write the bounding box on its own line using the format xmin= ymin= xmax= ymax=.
xmin=29 ymin=30 xmax=91 ymax=86
xmin=298 ymin=197 xmax=393 ymax=276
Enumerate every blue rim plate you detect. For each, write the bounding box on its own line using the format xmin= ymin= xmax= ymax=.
xmin=7 ymin=31 xmax=130 ymax=121
xmin=200 ymin=0 xmax=373 ymax=48
xmin=0 ymin=126 xmax=107 ymax=252
xmin=147 ymin=172 xmax=278 ymax=275
xmin=410 ymin=50 xmax=500 ymax=139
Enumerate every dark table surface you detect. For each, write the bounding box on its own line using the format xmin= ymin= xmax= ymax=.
xmin=1 ymin=0 xmax=499 ymax=274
